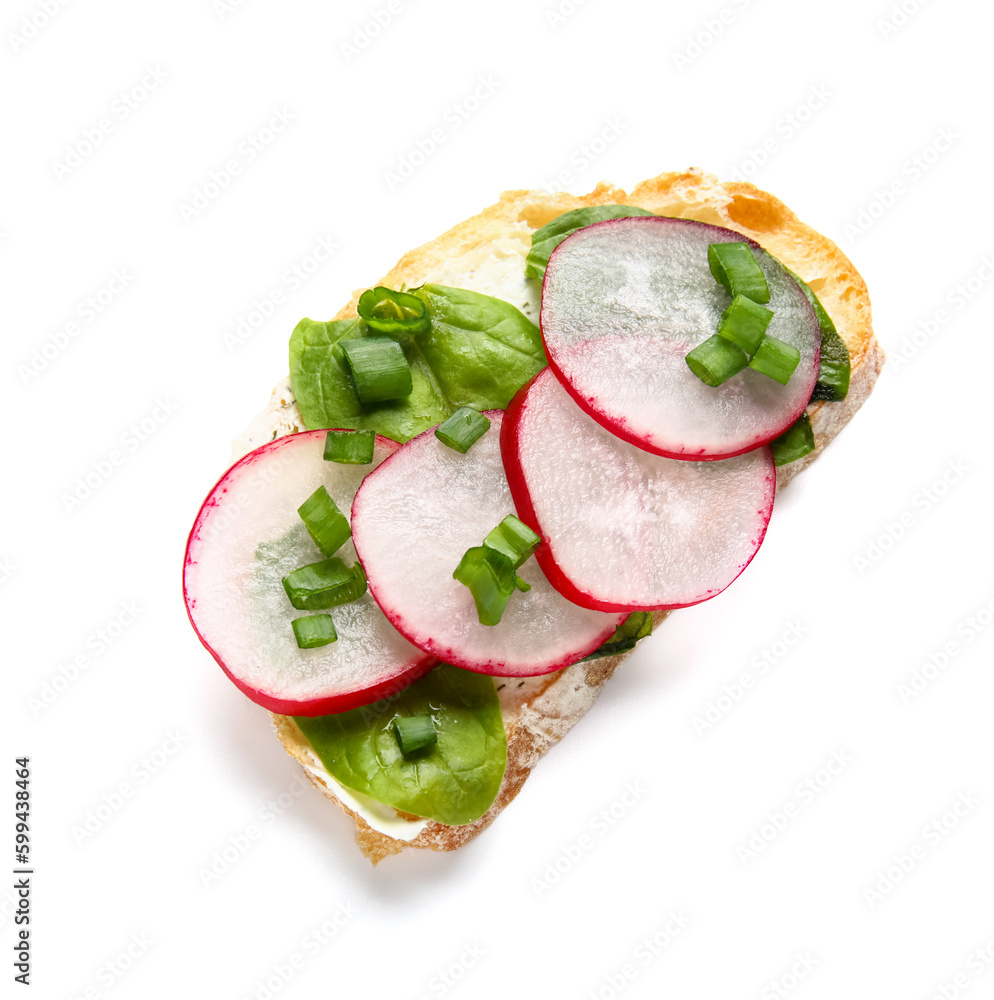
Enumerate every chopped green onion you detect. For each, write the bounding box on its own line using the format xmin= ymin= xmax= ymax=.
xmin=324 ymin=429 xmax=375 ymax=465
xmin=582 ymin=611 xmax=653 ymax=661
xmin=483 ymin=515 xmax=541 ymax=568
xmin=716 ymin=295 xmax=774 ymax=355
xmin=686 ymin=334 xmax=749 ymax=387
xmin=282 ymin=558 xmax=367 ymax=610
xmin=453 ymin=546 xmax=516 ymax=627
xmin=708 ymin=242 xmax=770 ymax=303
xmin=297 ymin=486 xmax=351 ymax=558
xmin=455 ymin=517 xmax=540 ymax=626
xmin=357 ymin=286 xmax=430 ymax=335
xmin=771 ymin=412 xmax=815 ymax=467
xmin=435 ymin=407 xmax=491 ymax=453
xmin=391 ymin=715 xmax=437 ymax=755
xmin=291 ymin=614 xmax=338 ymax=649
xmin=340 ymin=336 xmax=413 ymax=404
xmin=749 ymin=336 xmax=801 ymax=385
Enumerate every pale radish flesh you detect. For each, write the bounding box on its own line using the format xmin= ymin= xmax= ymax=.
xmin=350 ymin=412 xmax=626 ymax=676
xmin=541 ymin=216 xmax=820 ymax=458
xmin=184 ymin=430 xmax=435 ymax=716
xmin=502 ymin=369 xmax=776 ymax=611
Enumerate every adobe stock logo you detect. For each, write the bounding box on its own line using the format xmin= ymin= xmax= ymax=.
xmin=178 ymin=108 xmax=295 ymax=223
xmin=60 ymin=398 xmax=180 ymax=513
xmin=68 ymin=932 xmax=153 ymax=999
xmin=544 ymin=0 xmax=592 ymax=28
xmin=862 ymin=792 xmax=980 ymax=908
xmin=585 ymin=912 xmax=691 ymax=999
xmin=541 ymin=118 xmax=628 ymax=195
xmin=877 ymin=0 xmax=932 ymax=39
xmin=843 ymin=127 xmax=960 ymax=243
xmin=671 ymin=0 xmax=756 ymax=71
xmin=736 ymin=750 xmax=853 ymax=864
xmin=28 ymin=601 xmax=143 ymax=717
xmin=692 ymin=620 xmax=808 ymax=735
xmin=531 ymin=782 xmax=646 ymax=895
xmin=891 ymin=256 xmax=994 ymax=370
xmin=760 ymin=954 xmax=819 ymax=1000
xmin=340 ymin=0 xmax=410 ymax=62
xmin=897 ymin=591 xmax=994 ymax=704
xmin=222 ymin=237 xmax=339 ymax=351
xmin=383 ymin=76 xmax=499 ymax=191
xmin=214 ymin=0 xmax=251 ymax=18
xmin=852 ymin=459 xmax=969 ymax=575
xmin=18 ymin=269 xmax=134 ymax=384
xmin=51 ymin=66 xmax=168 ymax=180
xmin=70 ymin=731 xmax=190 ymax=845
xmin=7 ymin=0 xmax=72 ymax=53
xmin=237 ymin=905 xmax=357 ymax=1000
xmin=412 ymin=944 xmax=486 ymax=1000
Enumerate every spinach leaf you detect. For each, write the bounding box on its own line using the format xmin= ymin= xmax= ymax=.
xmin=784 ymin=268 xmax=850 ymax=402
xmin=288 ymin=317 xmax=450 ymax=443
xmin=294 ymin=664 xmax=507 ymax=826
xmin=288 ymin=286 xmax=545 ymax=443
xmin=525 ymin=205 xmax=657 ymax=281
xmin=582 ymin=612 xmax=653 ymax=661
xmin=410 ymin=284 xmax=547 ymax=411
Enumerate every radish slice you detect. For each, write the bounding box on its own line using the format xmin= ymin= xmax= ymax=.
xmin=350 ymin=412 xmax=626 ymax=676
xmin=541 ymin=216 xmax=820 ymax=459
xmin=184 ymin=430 xmax=436 ymax=716
xmin=502 ymin=369 xmax=776 ymax=612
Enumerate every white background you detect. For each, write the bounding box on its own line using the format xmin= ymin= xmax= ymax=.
xmin=4 ymin=0 xmax=993 ymax=997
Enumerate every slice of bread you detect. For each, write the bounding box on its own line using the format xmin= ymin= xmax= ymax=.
xmin=234 ymin=169 xmax=884 ymax=864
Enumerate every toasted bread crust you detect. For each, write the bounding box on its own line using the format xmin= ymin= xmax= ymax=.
xmin=243 ymin=170 xmax=882 ymax=864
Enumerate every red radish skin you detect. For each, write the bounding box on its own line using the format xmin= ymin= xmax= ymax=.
xmin=191 ymin=640 xmax=435 ymax=718
xmin=184 ymin=430 xmax=437 ymax=716
xmin=502 ymin=369 xmax=776 ymax=612
xmin=351 ymin=412 xmax=627 ymax=676
xmin=540 ymin=216 xmax=820 ymax=460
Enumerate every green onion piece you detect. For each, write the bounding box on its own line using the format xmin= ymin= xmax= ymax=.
xmin=708 ymin=242 xmax=770 ymax=303
xmin=291 ymin=614 xmax=338 ymax=649
xmin=749 ymin=336 xmax=801 ymax=385
xmin=453 ymin=546 xmax=516 ymax=627
xmin=297 ymin=486 xmax=351 ymax=558
xmin=771 ymin=412 xmax=815 ymax=467
xmin=339 ymin=336 xmax=413 ymax=404
xmin=391 ymin=715 xmax=437 ymax=756
xmin=483 ymin=515 xmax=541 ymax=569
xmin=435 ymin=407 xmax=491 ymax=453
xmin=324 ymin=429 xmax=375 ymax=464
xmin=357 ymin=286 xmax=430 ymax=335
xmin=716 ymin=295 xmax=774 ymax=354
xmin=686 ymin=334 xmax=749 ymax=387
xmin=582 ymin=611 xmax=653 ymax=661
xmin=282 ymin=558 xmax=367 ymax=610
xmin=455 ymin=519 xmax=539 ymax=626
xmin=784 ymin=268 xmax=851 ymax=401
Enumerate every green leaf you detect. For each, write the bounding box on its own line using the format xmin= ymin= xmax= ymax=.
xmin=784 ymin=268 xmax=850 ymax=402
xmin=293 ymin=664 xmax=507 ymax=826
xmin=770 ymin=411 xmax=815 ymax=467
xmin=411 ymin=285 xmax=547 ymax=412
xmin=288 ymin=287 xmax=546 ymax=443
xmin=288 ymin=317 xmax=449 ymax=443
xmin=525 ymin=205 xmax=657 ymax=281
xmin=582 ymin=612 xmax=653 ymax=661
